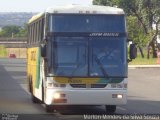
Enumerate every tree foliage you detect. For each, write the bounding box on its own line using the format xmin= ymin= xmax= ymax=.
xmin=127 ymin=16 xmax=149 ymax=47
xmin=0 ymin=25 xmax=27 ymax=38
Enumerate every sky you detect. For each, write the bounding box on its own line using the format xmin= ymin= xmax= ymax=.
xmin=0 ymin=0 xmax=93 ymax=12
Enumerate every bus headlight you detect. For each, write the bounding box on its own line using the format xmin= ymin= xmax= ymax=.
xmin=117 ymin=94 xmax=123 ymax=99
xmin=112 ymin=94 xmax=123 ymax=99
xmin=53 ymin=93 xmax=60 ymax=99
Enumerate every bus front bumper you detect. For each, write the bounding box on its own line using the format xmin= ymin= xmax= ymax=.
xmin=45 ymin=89 xmax=127 ymax=105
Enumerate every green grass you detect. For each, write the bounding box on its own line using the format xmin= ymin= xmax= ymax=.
xmin=129 ymin=57 xmax=157 ymax=65
xmin=0 ymin=45 xmax=7 ymax=57
xmin=129 ymin=53 xmax=158 ymax=65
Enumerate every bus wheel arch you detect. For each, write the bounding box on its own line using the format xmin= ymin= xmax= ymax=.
xmin=42 ymin=80 xmax=54 ymax=112
xmin=29 ymin=76 xmax=41 ymax=103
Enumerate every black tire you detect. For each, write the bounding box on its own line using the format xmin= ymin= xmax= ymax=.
xmin=30 ymin=78 xmax=41 ymax=104
xmin=41 ymin=81 xmax=44 ymax=104
xmin=28 ymin=77 xmax=32 ymax=93
xmin=45 ymin=105 xmax=54 ymax=113
xmin=105 ymin=105 xmax=116 ymax=114
xmin=32 ymin=95 xmax=41 ymax=103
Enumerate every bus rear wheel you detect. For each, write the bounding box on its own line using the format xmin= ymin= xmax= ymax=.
xmin=105 ymin=105 xmax=116 ymax=114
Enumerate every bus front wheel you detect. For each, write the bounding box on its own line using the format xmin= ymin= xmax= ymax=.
xmin=45 ymin=105 xmax=54 ymax=113
xmin=32 ymin=95 xmax=41 ymax=103
xmin=105 ymin=105 xmax=116 ymax=114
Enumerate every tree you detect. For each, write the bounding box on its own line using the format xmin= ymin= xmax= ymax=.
xmin=0 ymin=25 xmax=27 ymax=38
xmin=127 ymin=16 xmax=149 ymax=58
xmin=0 ymin=25 xmax=20 ymax=37
xmin=92 ymin=0 xmax=114 ymax=6
xmin=92 ymin=0 xmax=135 ymax=15
xmin=14 ymin=24 xmax=27 ymax=37
xmin=139 ymin=0 xmax=160 ymax=58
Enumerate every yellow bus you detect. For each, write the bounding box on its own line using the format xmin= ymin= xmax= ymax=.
xmin=27 ymin=5 xmax=136 ymax=113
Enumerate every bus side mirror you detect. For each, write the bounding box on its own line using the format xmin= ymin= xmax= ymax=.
xmin=41 ymin=44 xmax=46 ymax=57
xmin=129 ymin=43 xmax=137 ymax=60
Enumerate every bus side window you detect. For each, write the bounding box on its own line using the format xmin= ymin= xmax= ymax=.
xmin=37 ymin=22 xmax=39 ymax=43
xmin=33 ymin=23 xmax=35 ymax=43
xmin=41 ymin=18 xmax=44 ymax=41
xmin=36 ymin=21 xmax=39 ymax=42
xmin=38 ymin=20 xmax=41 ymax=42
xmin=29 ymin=26 xmax=31 ymax=45
xmin=31 ymin=25 xmax=33 ymax=44
xmin=27 ymin=26 xmax=29 ymax=44
xmin=35 ymin=22 xmax=38 ymax=43
xmin=30 ymin=25 xmax=33 ymax=44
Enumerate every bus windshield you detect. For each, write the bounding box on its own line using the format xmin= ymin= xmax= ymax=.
xmin=50 ymin=37 xmax=88 ymax=77
xmin=48 ymin=37 xmax=127 ymax=77
xmin=90 ymin=37 xmax=127 ymax=77
xmin=48 ymin=14 xmax=125 ymax=32
xmin=47 ymin=14 xmax=127 ymax=78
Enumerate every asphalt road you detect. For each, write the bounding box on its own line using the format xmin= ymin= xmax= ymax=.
xmin=0 ymin=58 xmax=160 ymax=120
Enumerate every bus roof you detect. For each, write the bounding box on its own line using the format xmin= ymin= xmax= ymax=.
xmin=28 ymin=12 xmax=44 ymax=24
xmin=46 ymin=4 xmax=124 ymax=14
xmin=29 ymin=5 xmax=124 ymax=24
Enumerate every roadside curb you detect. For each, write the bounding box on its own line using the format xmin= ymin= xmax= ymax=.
xmin=128 ymin=65 xmax=160 ymax=68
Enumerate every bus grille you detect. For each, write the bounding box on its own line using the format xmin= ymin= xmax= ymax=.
xmin=91 ymin=84 xmax=107 ymax=88
xmin=70 ymin=84 xmax=86 ymax=88
xmin=70 ymin=84 xmax=107 ymax=88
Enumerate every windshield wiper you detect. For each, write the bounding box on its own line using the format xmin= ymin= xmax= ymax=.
xmin=69 ymin=62 xmax=82 ymax=79
xmin=94 ymin=55 xmax=111 ymax=81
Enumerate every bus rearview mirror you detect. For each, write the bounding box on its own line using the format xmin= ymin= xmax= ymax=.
xmin=129 ymin=43 xmax=137 ymax=59
xmin=41 ymin=44 xmax=46 ymax=57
